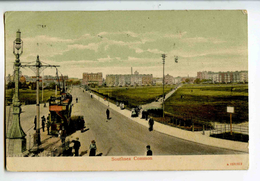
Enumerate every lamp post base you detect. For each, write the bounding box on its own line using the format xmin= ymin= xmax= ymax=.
xmin=7 ymin=138 xmax=26 ymax=156
xmin=33 ymin=131 xmax=41 ymax=146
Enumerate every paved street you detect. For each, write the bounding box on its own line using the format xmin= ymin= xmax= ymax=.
xmin=5 ymin=87 xmax=244 ymax=156
xmin=69 ymin=87 xmax=242 ymax=156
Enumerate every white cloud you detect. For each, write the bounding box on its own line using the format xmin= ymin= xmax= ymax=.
xmin=23 ymin=35 xmax=74 ymax=43
xmin=183 ymin=36 xmax=226 ymax=44
xmin=67 ymin=43 xmax=99 ymax=52
xmin=97 ymin=56 xmax=112 ymax=62
xmin=134 ymin=48 xmax=144 ymax=53
xmin=164 ymin=31 xmax=187 ymax=39
xmin=97 ymin=31 xmax=138 ymax=38
xmin=147 ymin=49 xmax=164 ymax=54
xmin=59 ymin=60 xmax=96 ymax=64
xmin=128 ymin=57 xmax=141 ymax=61
xmin=183 ymin=37 xmax=209 ymax=43
xmin=168 ymin=46 xmax=247 ymax=58
xmin=127 ymin=57 xmax=158 ymax=63
xmin=97 ymin=32 xmax=108 ymax=36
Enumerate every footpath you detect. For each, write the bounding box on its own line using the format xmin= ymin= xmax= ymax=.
xmin=6 ymin=103 xmax=82 ymax=157
xmin=89 ymin=88 xmax=248 ymax=153
xmin=142 ymin=84 xmax=183 ymax=110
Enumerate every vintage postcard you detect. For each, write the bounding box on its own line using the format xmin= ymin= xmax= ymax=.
xmin=4 ymin=11 xmax=248 ymax=171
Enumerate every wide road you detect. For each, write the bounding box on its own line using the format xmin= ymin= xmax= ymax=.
xmin=71 ymin=87 xmax=242 ymax=156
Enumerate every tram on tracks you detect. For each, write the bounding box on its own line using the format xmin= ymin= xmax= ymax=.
xmin=48 ymin=92 xmax=85 ymax=135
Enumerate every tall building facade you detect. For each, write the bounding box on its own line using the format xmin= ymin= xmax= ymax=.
xmin=197 ymin=71 xmax=209 ymax=80
xmin=82 ymin=72 xmax=103 ymax=86
xmin=165 ymin=74 xmax=174 ymax=85
xmin=106 ymin=71 xmax=153 ymax=87
xmin=197 ymin=71 xmax=248 ymax=83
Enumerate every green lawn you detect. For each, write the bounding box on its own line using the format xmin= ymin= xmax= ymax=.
xmin=164 ymin=84 xmax=248 ymax=123
xmin=92 ymin=85 xmax=176 ymax=108
xmin=5 ymin=89 xmax=59 ymax=105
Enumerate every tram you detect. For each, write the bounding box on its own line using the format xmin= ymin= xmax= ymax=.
xmin=48 ymin=92 xmax=85 ymax=135
xmin=48 ymin=92 xmax=73 ymax=135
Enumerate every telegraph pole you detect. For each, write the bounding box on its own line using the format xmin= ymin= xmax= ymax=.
xmin=162 ymin=54 xmax=166 ymax=118
xmin=21 ymin=55 xmax=59 ymax=146
xmin=42 ymin=70 xmax=44 ymax=102
xmin=161 ymin=54 xmax=179 ymax=118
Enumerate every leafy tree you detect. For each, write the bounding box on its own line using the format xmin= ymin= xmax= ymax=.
xmin=185 ymin=78 xmax=190 ymax=83
xmin=48 ymin=82 xmax=56 ymax=89
xmin=194 ymin=78 xmax=201 ymax=84
xmin=7 ymin=82 xmax=15 ymax=89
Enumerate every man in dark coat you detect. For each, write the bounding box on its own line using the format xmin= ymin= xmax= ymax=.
xmin=106 ymin=108 xmax=110 ymax=120
xmin=46 ymin=116 xmax=51 ymax=135
xmin=41 ymin=116 xmax=46 ymax=132
xmin=34 ymin=116 xmax=37 ymax=130
xmin=72 ymin=137 xmax=81 ymax=156
xmin=146 ymin=145 xmax=153 ymax=156
xmin=145 ymin=112 xmax=149 ymax=120
xmin=148 ymin=118 xmax=154 ymax=131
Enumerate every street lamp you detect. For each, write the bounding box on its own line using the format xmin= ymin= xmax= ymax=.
xmin=6 ymin=29 xmax=26 ymax=155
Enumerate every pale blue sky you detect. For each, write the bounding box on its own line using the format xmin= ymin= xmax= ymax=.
xmin=5 ymin=11 xmax=247 ymax=78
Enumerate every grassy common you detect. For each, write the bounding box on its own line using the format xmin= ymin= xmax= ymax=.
xmin=5 ymin=88 xmax=59 ymax=105
xmin=92 ymin=85 xmax=176 ymax=108
xmin=164 ymin=84 xmax=248 ymax=124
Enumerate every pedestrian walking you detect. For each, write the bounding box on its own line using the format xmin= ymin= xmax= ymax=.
xmin=41 ymin=116 xmax=46 ymax=132
xmin=63 ymin=136 xmax=73 ymax=156
xmin=148 ymin=118 xmax=154 ymax=131
xmin=106 ymin=109 xmax=110 ymax=120
xmin=89 ymin=140 xmax=97 ymax=156
xmin=46 ymin=119 xmax=51 ymax=135
xmin=76 ymin=97 xmax=78 ymax=103
xmin=145 ymin=111 xmax=149 ymax=120
xmin=146 ymin=145 xmax=153 ymax=156
xmin=59 ymin=128 xmax=66 ymax=145
xmin=34 ymin=115 xmax=37 ymax=130
xmin=72 ymin=137 xmax=81 ymax=156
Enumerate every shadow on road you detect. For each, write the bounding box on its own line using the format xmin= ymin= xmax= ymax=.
xmin=81 ymin=128 xmax=89 ymax=133
xmin=28 ymin=148 xmax=44 ymax=156
xmin=96 ymin=153 xmax=103 ymax=156
xmin=80 ymin=150 xmax=88 ymax=156
xmin=41 ymin=136 xmax=53 ymax=144
xmin=43 ymin=139 xmax=60 ymax=150
xmin=104 ymin=147 xmax=112 ymax=156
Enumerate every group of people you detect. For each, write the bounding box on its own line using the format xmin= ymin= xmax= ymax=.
xmin=34 ymin=115 xmax=51 ymax=135
xmin=70 ymin=138 xmax=152 ymax=156
xmin=66 ymin=138 xmax=97 ymax=157
xmin=71 ymin=138 xmax=153 ymax=156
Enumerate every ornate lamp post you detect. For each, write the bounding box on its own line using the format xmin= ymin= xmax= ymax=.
xmin=6 ymin=30 xmax=26 ymax=155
